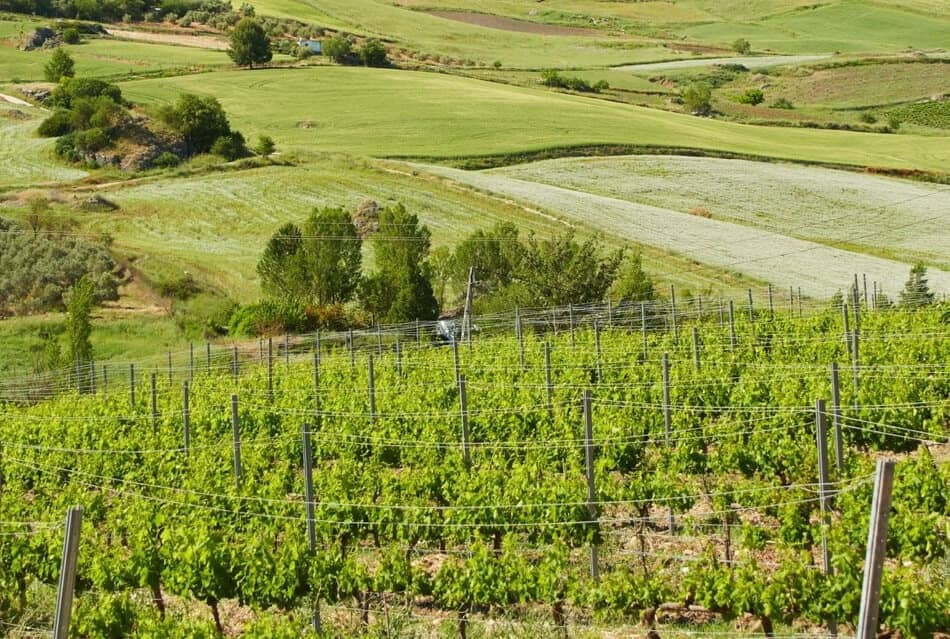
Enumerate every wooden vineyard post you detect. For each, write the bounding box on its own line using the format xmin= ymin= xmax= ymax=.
xmin=641 ymin=302 xmax=648 ymax=360
xmin=396 ymin=340 xmax=403 ymax=379
xmin=52 ymin=506 xmax=83 ymax=639
xmin=863 ymin=273 xmax=868 ymax=308
xmin=728 ymin=301 xmax=737 ymax=353
xmin=670 ymin=284 xmax=678 ymax=341
xmin=452 ymin=340 xmax=461 ymax=388
xmin=267 ymin=337 xmax=274 ymax=403
xmin=189 ymin=342 xmax=194 ymax=381
xmin=842 ymin=301 xmax=852 ymax=356
xmin=301 ymin=424 xmax=322 ymax=634
xmin=856 ymin=459 xmax=896 ymax=639
xmin=368 ymin=355 xmax=376 ymax=425
xmin=830 ymin=363 xmax=844 ymax=476
xmin=129 ymin=363 xmax=135 ymax=409
xmin=747 ymin=288 xmax=754 ymax=323
xmin=231 ymin=394 xmax=242 ymax=490
xmin=515 ymin=306 xmax=525 ymax=371
xmin=348 ymin=330 xmax=355 ymax=369
xmin=768 ymin=283 xmax=774 ymax=320
xmin=459 ymin=375 xmax=471 ymax=468
xmin=607 ymin=299 xmax=613 ymax=330
xmin=569 ymin=303 xmax=575 ymax=350
xmin=101 ymin=365 xmax=107 ymax=394
xmin=815 ymin=399 xmax=837 ymax=636
xmin=167 ymin=351 xmax=173 ymax=385
xmin=593 ymin=320 xmax=603 ymax=382
xmin=206 ymin=342 xmax=211 ymax=375
xmin=183 ymin=381 xmax=190 ymax=454
xmin=692 ymin=327 xmax=701 ymax=371
xmin=697 ymin=294 xmax=703 ymax=319
xmin=798 ymin=286 xmax=803 ymax=318
xmin=150 ymin=372 xmax=158 ymax=434
xmin=662 ymin=353 xmax=674 ymax=533
xmin=286 ymin=333 xmax=291 ymax=366
xmin=544 ymin=342 xmax=554 ymax=420
xmin=376 ymin=324 xmax=383 ymax=357
xmin=582 ymin=390 xmax=599 ymax=581
xmin=313 ymin=351 xmax=321 ymax=421
xmin=232 ymin=345 xmax=239 ymax=382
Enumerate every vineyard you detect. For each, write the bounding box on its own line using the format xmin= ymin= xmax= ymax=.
xmin=0 ymin=298 xmax=948 ymax=638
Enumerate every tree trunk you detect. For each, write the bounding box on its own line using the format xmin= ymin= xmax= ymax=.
xmin=210 ymin=600 xmax=223 ymax=636
xmin=458 ymin=611 xmax=468 ymax=639
xmin=151 ymin=580 xmax=166 ymax=619
xmin=762 ymin=615 xmax=774 ymax=638
xmin=553 ymin=600 xmax=568 ymax=639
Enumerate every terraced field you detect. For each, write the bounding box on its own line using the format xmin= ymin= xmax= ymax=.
xmin=418 ymin=162 xmax=950 ymax=296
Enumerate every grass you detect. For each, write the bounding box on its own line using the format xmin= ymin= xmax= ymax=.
xmin=490 ymin=154 xmax=950 ymax=269
xmin=119 ymin=66 xmax=950 ymax=172
xmin=0 ymin=104 xmax=87 ymax=190
xmin=0 ymin=37 xmax=232 ymax=83
xmin=415 ymin=162 xmax=950 ymax=297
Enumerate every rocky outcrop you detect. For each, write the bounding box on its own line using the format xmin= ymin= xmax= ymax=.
xmin=21 ymin=27 xmax=60 ymax=51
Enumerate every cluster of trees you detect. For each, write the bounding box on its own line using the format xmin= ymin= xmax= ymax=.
xmin=37 ymin=58 xmax=256 ymax=166
xmin=0 ymin=216 xmax=118 ymax=315
xmin=0 ymin=0 xmax=245 ymax=21
xmin=250 ymin=209 xmax=654 ymax=333
xmin=323 ymin=34 xmax=389 ymax=67
xmin=540 ymin=69 xmax=609 ymax=93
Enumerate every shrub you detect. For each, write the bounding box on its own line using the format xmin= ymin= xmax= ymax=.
xmin=859 ymin=112 xmax=877 ymax=124
xmin=54 ymin=134 xmax=80 ymax=162
xmin=152 ymin=151 xmax=181 ymax=168
xmin=210 ymin=131 xmax=248 ymax=160
xmin=72 ymin=127 xmax=110 ymax=152
xmin=44 ymin=48 xmax=75 ymax=82
xmin=886 ymin=115 xmax=901 ymax=131
xmin=682 ymin=82 xmax=712 ymax=115
xmin=732 ymin=38 xmax=751 ymax=54
xmin=159 ymin=93 xmax=231 ymax=155
xmin=359 ymin=39 xmax=388 ymax=67
xmin=254 ymin=135 xmax=275 ymax=156
xmin=771 ymin=97 xmax=794 ymax=109
xmin=323 ymin=34 xmax=352 ymax=64
xmin=49 ymin=78 xmax=123 ymax=109
xmin=61 ymin=27 xmax=80 ymax=44
xmin=38 ymin=110 xmax=73 ymax=137
xmin=737 ymin=88 xmax=764 ymax=105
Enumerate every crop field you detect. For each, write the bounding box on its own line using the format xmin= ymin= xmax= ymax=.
xmin=489 ymin=155 xmax=950 ymax=269
xmin=0 ymin=303 xmax=947 ymax=636
xmin=418 ymin=163 xmax=950 ymax=297
xmin=120 ymin=67 xmax=950 ymax=171
xmin=0 ymin=104 xmax=87 ymax=190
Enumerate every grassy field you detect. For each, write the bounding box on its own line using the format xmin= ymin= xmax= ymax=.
xmin=119 ymin=67 xmax=950 ymax=172
xmin=0 ymin=104 xmax=87 ymax=191
xmin=491 ymin=155 xmax=950 ymax=269
xmin=417 ymin=162 xmax=950 ymax=297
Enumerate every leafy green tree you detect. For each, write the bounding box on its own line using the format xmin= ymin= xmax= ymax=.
xmin=732 ymin=38 xmax=751 ymax=54
xmin=44 ymin=48 xmax=75 ymax=82
xmin=257 ymin=222 xmax=304 ymax=298
xmin=66 ymin=275 xmax=94 ymax=391
xmin=359 ymin=39 xmax=388 ymax=67
xmin=62 ymin=27 xmax=80 ymax=44
xmin=254 ymin=134 xmax=275 ymax=156
xmin=228 ymin=17 xmax=272 ymax=68
xmin=451 ymin=222 xmax=523 ymax=303
xmin=899 ymin=263 xmax=934 ymax=308
xmin=609 ymin=251 xmax=655 ymax=303
xmin=160 ymin=94 xmax=231 ymax=155
xmin=738 ymin=88 xmax=764 ymax=105
xmin=512 ymin=230 xmax=623 ymax=307
xmin=297 ymin=207 xmax=363 ymax=306
xmin=361 ymin=204 xmax=438 ymax=322
xmin=323 ymin=34 xmax=352 ymax=64
xmin=209 ymin=131 xmax=248 ymax=160
xmin=682 ymin=82 xmax=712 ymax=115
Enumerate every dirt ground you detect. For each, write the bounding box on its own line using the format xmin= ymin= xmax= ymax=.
xmin=105 ymin=28 xmax=229 ymax=50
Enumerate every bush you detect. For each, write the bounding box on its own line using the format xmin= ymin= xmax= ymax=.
xmin=737 ymin=88 xmax=764 ymax=105
xmin=771 ymin=97 xmax=794 ymax=109
xmin=44 ymin=48 xmax=75 ymax=82
xmin=359 ymin=39 xmax=388 ymax=67
xmin=323 ymin=34 xmax=352 ymax=64
xmin=859 ymin=112 xmax=877 ymax=124
xmin=682 ymin=82 xmax=712 ymax=115
xmin=49 ymin=78 xmax=123 ymax=109
xmin=72 ymin=127 xmax=110 ymax=152
xmin=62 ymin=27 xmax=80 ymax=44
xmin=254 ymin=135 xmax=275 ymax=156
xmin=886 ymin=115 xmax=901 ymax=131
xmin=153 ymin=151 xmax=181 ymax=168
xmin=158 ymin=93 xmax=231 ymax=155
xmin=54 ymin=134 xmax=80 ymax=162
xmin=210 ymin=131 xmax=248 ymax=160
xmin=38 ymin=110 xmax=73 ymax=137
xmin=732 ymin=38 xmax=751 ymax=54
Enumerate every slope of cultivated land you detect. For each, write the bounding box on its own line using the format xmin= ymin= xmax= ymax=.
xmin=418 ymin=163 xmax=950 ymax=296
xmin=249 ymin=0 xmax=682 ymax=68
xmin=0 ymin=105 xmax=87 ymax=190
xmin=617 ymin=54 xmax=831 ymax=72
xmin=119 ymin=67 xmax=950 ymax=172
xmin=492 ymin=155 xmax=950 ymax=268
xmin=0 ymin=38 xmax=232 ymax=83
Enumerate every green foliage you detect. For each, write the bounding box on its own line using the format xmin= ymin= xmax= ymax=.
xmin=254 ymin=134 xmax=275 ymax=156
xmin=153 ymin=150 xmax=181 ymax=168
xmin=682 ymin=82 xmax=712 ymax=115
xmin=732 ymin=38 xmax=751 ymax=54
xmin=361 ymin=203 xmax=438 ymax=322
xmin=540 ymin=69 xmax=606 ymax=93
xmin=771 ymin=97 xmax=794 ymax=109
xmin=0 ymin=217 xmax=118 ymax=314
xmin=860 ymin=111 xmax=878 ymax=124
xmin=62 ymin=27 xmax=81 ymax=44
xmin=37 ymin=109 xmax=73 ymax=137
xmin=886 ymin=100 xmax=950 ymax=130
xmin=43 ymin=47 xmax=75 ymax=82
xmin=738 ymin=88 xmax=765 ymax=105
xmin=65 ymin=275 xmax=94 ymax=388
xmin=899 ymin=263 xmax=934 ymax=308
xmin=228 ymin=17 xmax=272 ymax=68
xmin=359 ymin=38 xmax=388 ymax=67
xmin=49 ymin=77 xmax=123 ymax=110
xmin=323 ymin=34 xmax=352 ymax=64
xmin=609 ymin=251 xmax=655 ymax=303
xmin=209 ymin=131 xmax=248 ymax=160
xmin=159 ymin=93 xmax=232 ymax=156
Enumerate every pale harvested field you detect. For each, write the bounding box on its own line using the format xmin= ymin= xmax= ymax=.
xmin=426 ymin=10 xmax=603 ymax=36
xmin=418 ymin=163 xmax=950 ymax=297
xmin=105 ymin=28 xmax=230 ymax=51
xmin=0 ymin=107 xmax=87 ymax=189
xmin=617 ymin=54 xmax=831 ymax=72
xmin=493 ymin=155 xmax=950 ymax=268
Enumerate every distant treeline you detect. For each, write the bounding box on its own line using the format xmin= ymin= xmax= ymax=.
xmin=0 ymin=0 xmax=229 ymax=21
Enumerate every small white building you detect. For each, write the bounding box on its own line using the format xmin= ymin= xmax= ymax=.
xmin=297 ymin=39 xmax=322 ymax=54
